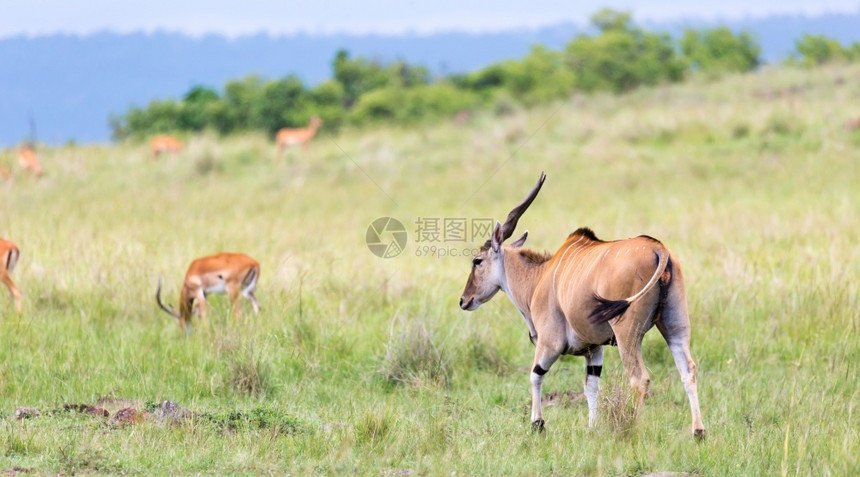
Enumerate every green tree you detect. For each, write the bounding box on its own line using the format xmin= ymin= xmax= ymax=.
xmin=565 ymin=9 xmax=685 ymax=93
xmin=504 ymin=45 xmax=576 ymax=105
xmin=257 ymin=76 xmax=309 ymax=135
xmin=793 ymin=34 xmax=848 ymax=66
xmin=222 ymin=76 xmax=266 ymax=132
xmin=333 ymin=50 xmax=390 ymax=108
xmin=590 ymin=8 xmax=633 ymax=32
xmin=308 ymin=80 xmax=347 ymax=130
xmin=351 ymin=83 xmax=479 ymax=125
xmin=681 ymin=27 xmax=760 ymax=76
xmin=179 ymin=85 xmax=220 ymax=131
xmin=388 ymin=60 xmax=431 ymax=88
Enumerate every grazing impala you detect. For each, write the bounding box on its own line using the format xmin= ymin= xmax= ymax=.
xmin=276 ymin=116 xmax=323 ymax=156
xmin=0 ymin=165 xmax=10 ymax=179
xmin=459 ymin=173 xmax=705 ymax=438
xmin=150 ymin=135 xmax=183 ymax=159
xmin=156 ymin=252 xmax=260 ymax=332
xmin=18 ymin=145 xmax=43 ymax=179
xmin=1 ymin=239 xmax=22 ymax=313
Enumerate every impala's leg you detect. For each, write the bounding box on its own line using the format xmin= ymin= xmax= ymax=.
xmin=227 ymin=283 xmax=243 ymax=318
xmin=656 ymin=260 xmax=705 ymax=438
xmin=178 ymin=288 xmax=194 ymax=333
xmin=246 ymin=290 xmax=259 ymax=314
xmin=1 ymin=273 xmax=22 ymax=313
xmin=241 ymin=270 xmax=260 ymax=314
xmin=530 ymin=343 xmax=560 ymax=432
xmin=584 ymin=346 xmax=604 ymax=428
xmin=242 ymin=286 xmax=259 ymax=314
xmin=195 ymin=289 xmax=209 ymax=327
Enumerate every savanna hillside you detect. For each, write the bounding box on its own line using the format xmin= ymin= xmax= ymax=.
xmin=0 ymin=62 xmax=858 ymax=474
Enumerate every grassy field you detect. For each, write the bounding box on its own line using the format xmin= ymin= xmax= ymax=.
xmin=0 ymin=63 xmax=858 ymax=475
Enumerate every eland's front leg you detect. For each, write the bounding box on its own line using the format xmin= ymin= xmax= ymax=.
xmin=584 ymin=346 xmax=604 ymax=428
xmin=530 ymin=345 xmax=559 ymax=432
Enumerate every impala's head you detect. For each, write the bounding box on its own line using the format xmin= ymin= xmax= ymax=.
xmin=459 ymin=172 xmax=545 ymax=311
xmin=309 ymin=116 xmax=323 ymax=128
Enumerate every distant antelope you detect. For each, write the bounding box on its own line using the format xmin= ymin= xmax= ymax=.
xmin=150 ymin=135 xmax=183 ymax=159
xmin=459 ymin=173 xmax=705 ymax=438
xmin=0 ymin=165 xmax=10 ymax=180
xmin=276 ymin=116 xmax=323 ymax=156
xmin=0 ymin=239 xmax=22 ymax=313
xmin=18 ymin=145 xmax=43 ymax=179
xmin=453 ymin=110 xmax=472 ymax=126
xmin=156 ymin=252 xmax=260 ymax=332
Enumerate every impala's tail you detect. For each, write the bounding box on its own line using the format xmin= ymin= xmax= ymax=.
xmin=242 ymin=267 xmax=258 ymax=289
xmin=4 ymin=247 xmax=19 ymax=273
xmin=156 ymin=275 xmax=180 ymax=319
xmin=589 ymin=249 xmax=670 ymax=324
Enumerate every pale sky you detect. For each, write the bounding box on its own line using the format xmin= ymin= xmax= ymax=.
xmin=2 ymin=0 xmax=859 ymax=38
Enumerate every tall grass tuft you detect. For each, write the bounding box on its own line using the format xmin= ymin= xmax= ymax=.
xmin=600 ymin=382 xmax=640 ymax=437
xmin=379 ymin=315 xmax=450 ymax=387
xmin=354 ymin=409 xmax=393 ymax=445
xmin=227 ymin=346 xmax=271 ymax=397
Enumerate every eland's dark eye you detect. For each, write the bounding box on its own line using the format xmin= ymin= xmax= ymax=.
xmin=472 ymin=258 xmax=483 ymax=267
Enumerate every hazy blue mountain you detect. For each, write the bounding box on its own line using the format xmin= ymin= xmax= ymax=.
xmin=1 ymin=11 xmax=858 ymax=146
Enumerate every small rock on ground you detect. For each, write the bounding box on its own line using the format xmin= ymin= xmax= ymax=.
xmin=108 ymin=407 xmax=148 ymax=426
xmin=14 ymin=408 xmax=41 ymax=420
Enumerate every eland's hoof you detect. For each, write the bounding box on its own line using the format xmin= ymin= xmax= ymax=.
xmin=693 ymin=428 xmax=706 ymax=441
xmin=531 ymin=419 xmax=545 ymax=433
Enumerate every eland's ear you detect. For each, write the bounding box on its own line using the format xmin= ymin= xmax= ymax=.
xmin=491 ymin=221 xmax=503 ymax=253
xmin=511 ymin=231 xmax=529 ymax=248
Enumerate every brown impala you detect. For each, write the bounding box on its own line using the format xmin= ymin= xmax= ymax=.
xmin=459 ymin=173 xmax=705 ymax=438
xmin=156 ymin=252 xmax=260 ymax=332
xmin=276 ymin=116 xmax=322 ymax=156
xmin=150 ymin=135 xmax=183 ymax=159
xmin=18 ymin=145 xmax=43 ymax=178
xmin=1 ymin=239 xmax=22 ymax=313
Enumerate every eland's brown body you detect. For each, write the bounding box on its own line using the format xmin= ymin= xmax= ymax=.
xmin=459 ymin=173 xmax=705 ymax=438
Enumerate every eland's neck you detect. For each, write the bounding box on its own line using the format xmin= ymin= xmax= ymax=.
xmin=500 ymin=247 xmax=552 ymax=341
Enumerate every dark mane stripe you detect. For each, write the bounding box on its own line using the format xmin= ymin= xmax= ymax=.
xmin=519 ymin=249 xmax=552 ymax=264
xmin=568 ymin=227 xmax=602 ymax=242
xmin=638 ymin=234 xmax=663 ymax=244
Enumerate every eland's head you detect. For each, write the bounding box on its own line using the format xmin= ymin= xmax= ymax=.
xmin=459 ymin=172 xmax=546 ymax=311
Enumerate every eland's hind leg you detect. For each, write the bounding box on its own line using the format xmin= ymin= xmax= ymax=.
xmin=611 ymin=296 xmax=657 ymax=411
xmin=656 ymin=256 xmax=705 ymax=439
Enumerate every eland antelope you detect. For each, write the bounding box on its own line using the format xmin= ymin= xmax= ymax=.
xmin=1 ymin=239 xmax=22 ymax=313
xmin=156 ymin=252 xmax=260 ymax=332
xmin=276 ymin=116 xmax=323 ymax=156
xmin=459 ymin=173 xmax=705 ymax=438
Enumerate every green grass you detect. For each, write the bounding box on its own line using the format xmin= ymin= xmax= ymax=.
xmin=1 ymin=63 xmax=858 ymax=475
